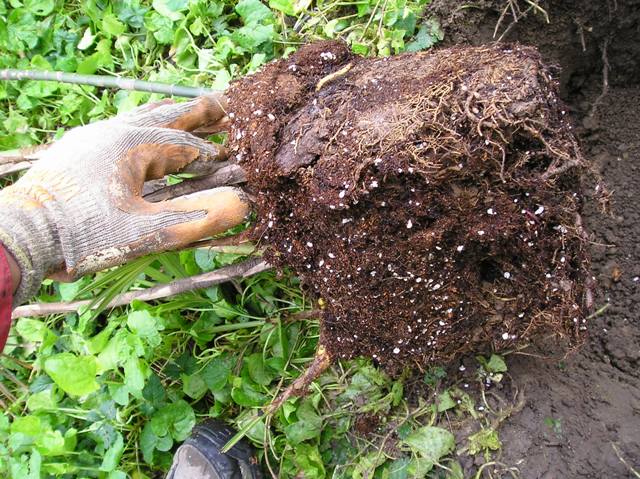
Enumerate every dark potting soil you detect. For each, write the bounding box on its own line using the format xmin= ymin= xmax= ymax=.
xmin=427 ymin=0 xmax=640 ymax=477
xmin=226 ymin=41 xmax=593 ymax=373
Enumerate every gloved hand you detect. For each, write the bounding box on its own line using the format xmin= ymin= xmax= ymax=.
xmin=0 ymin=95 xmax=249 ymax=304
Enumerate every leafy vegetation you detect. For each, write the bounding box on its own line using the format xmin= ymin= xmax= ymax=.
xmin=0 ymin=1 xmax=521 ymax=478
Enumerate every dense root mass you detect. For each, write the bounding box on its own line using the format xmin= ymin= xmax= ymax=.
xmin=226 ymin=41 xmax=593 ymax=372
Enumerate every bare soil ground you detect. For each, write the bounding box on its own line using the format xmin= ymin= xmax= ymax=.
xmin=427 ymin=0 xmax=640 ymax=476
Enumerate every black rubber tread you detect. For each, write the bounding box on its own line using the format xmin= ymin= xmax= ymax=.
xmin=167 ymin=419 xmax=263 ymax=479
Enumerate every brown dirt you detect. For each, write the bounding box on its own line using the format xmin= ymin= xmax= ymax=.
xmin=426 ymin=0 xmax=640 ymax=477
xmin=226 ymin=41 xmax=593 ymax=373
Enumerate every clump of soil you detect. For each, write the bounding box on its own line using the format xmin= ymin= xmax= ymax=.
xmin=226 ymin=41 xmax=593 ymax=372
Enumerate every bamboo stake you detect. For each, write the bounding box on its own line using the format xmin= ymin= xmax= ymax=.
xmin=12 ymin=258 xmax=271 ymax=319
xmin=0 ymin=161 xmax=33 ymax=177
xmin=0 ymin=146 xmax=45 ymax=165
xmin=0 ymin=69 xmax=216 ymax=98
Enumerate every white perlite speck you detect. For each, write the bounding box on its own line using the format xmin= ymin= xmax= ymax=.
xmin=393 ymin=347 xmax=400 ymax=354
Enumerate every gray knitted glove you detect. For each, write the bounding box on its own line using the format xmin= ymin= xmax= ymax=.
xmin=0 ymin=95 xmax=249 ymax=304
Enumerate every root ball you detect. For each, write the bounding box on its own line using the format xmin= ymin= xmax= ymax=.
xmin=227 ymin=41 xmax=592 ymax=372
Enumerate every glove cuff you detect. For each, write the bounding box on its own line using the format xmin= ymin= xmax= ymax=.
xmin=0 ymin=204 xmax=61 ymax=305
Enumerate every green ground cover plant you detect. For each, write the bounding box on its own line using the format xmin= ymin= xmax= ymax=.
xmin=0 ymin=1 xmax=515 ymax=477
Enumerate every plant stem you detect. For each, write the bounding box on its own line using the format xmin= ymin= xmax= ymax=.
xmin=0 ymin=69 xmax=217 ymax=98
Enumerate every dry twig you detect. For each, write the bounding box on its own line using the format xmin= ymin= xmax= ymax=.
xmin=144 ymin=164 xmax=247 ymax=202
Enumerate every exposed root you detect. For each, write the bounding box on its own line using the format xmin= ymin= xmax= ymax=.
xmin=316 ymin=63 xmax=353 ymax=91
xmin=589 ymin=37 xmax=611 ymax=119
xmin=264 ymin=346 xmax=332 ymax=416
xmin=494 ymin=0 xmax=549 ymax=42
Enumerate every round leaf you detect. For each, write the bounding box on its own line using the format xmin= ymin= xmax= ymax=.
xmin=44 ymin=353 xmax=99 ymax=397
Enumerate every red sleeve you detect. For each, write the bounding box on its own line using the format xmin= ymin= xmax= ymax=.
xmin=0 ymin=244 xmax=13 ymax=351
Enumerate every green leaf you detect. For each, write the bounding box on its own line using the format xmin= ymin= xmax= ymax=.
xmin=390 ymin=379 xmax=404 ymax=406
xmin=44 ymin=353 xmax=99 ymax=397
xmin=77 ymin=28 xmax=95 ymax=51
xmin=194 ymin=248 xmax=217 ymax=271
xmin=294 ymin=443 xmax=325 ymax=479
xmin=392 ymin=9 xmax=417 ymax=35
xmin=140 ymin=422 xmax=158 ymax=464
xmin=388 ymin=457 xmax=411 ymax=479
xmin=353 ymin=450 xmax=386 ymax=479
xmin=102 ymin=14 xmax=126 ymax=37
xmin=127 ymin=310 xmax=163 ymax=347
xmin=108 ymin=383 xmax=130 ymax=406
xmin=28 ymin=449 xmax=42 ymax=477
xmin=173 ymin=27 xmax=196 ymax=68
xmin=88 ymin=322 xmax=119 ymax=355
xmin=406 ymin=18 xmax=444 ymax=52
xmin=231 ymin=24 xmax=275 ymax=51
xmin=152 ymin=0 xmax=188 ymax=21
xmin=407 ymin=457 xmax=438 ymax=477
xmin=24 ymin=0 xmax=55 ymax=16
xmin=26 ymin=388 xmax=58 ymax=411
xmin=115 ymin=0 xmax=149 ymax=28
xmin=437 ymin=390 xmax=456 ymax=412
xmin=467 ymin=428 xmax=501 ymax=455
xmin=269 ymin=0 xmax=295 ymax=16
xmin=404 ymin=426 xmax=455 ymax=470
xmin=100 ymin=433 xmax=125 ymax=472
xmin=144 ymin=11 xmax=175 ymax=44
xmin=284 ymin=398 xmax=322 ymax=443
xmin=15 ymin=318 xmax=55 ymax=344
xmin=446 ymin=461 xmax=465 ymax=479
xmin=124 ymin=356 xmax=148 ymax=395
xmin=143 ymin=373 xmax=167 ymax=408
xmin=189 ymin=17 xmax=206 ymax=36
xmin=97 ymin=329 xmax=132 ymax=372
xmin=3 ymin=111 xmax=30 ymax=134
xmin=424 ymin=366 xmax=447 ymax=386
xmin=150 ymin=400 xmax=196 ymax=441
xmin=58 ymin=278 xmax=87 ymax=301
xmin=202 ymin=355 xmax=234 ymax=392
xmin=38 ymin=429 xmax=67 ymax=456
xmin=11 ymin=415 xmax=43 ymax=436
xmin=236 ymin=0 xmax=273 ymax=25
xmin=182 ymin=373 xmax=208 ymax=400
xmin=7 ymin=10 xmax=39 ymax=51
xmin=486 ymin=354 xmax=508 ymax=373
xmin=231 ymin=377 xmax=267 ymax=407
xmin=246 ymin=353 xmax=277 ymax=386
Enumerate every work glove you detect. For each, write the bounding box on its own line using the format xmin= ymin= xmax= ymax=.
xmin=0 ymin=95 xmax=249 ymax=305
